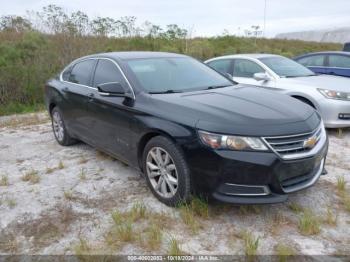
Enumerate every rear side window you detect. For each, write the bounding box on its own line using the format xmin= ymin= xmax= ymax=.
xmin=93 ymin=59 xmax=124 ymax=87
xmin=328 ymin=55 xmax=350 ymax=68
xmin=207 ymin=59 xmax=232 ymax=75
xmin=68 ymin=60 xmax=96 ymax=86
xmin=233 ymin=59 xmax=264 ymax=78
xmin=297 ymin=55 xmax=325 ymax=67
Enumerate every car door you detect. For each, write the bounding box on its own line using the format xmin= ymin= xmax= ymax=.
xmin=296 ymin=55 xmax=326 ymax=74
xmin=326 ymin=54 xmax=350 ymax=77
xmin=231 ymin=59 xmax=275 ymax=88
xmin=87 ymin=58 xmax=133 ymax=162
xmin=60 ymin=59 xmax=97 ymax=141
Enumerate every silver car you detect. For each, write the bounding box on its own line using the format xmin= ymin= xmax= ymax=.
xmin=205 ymin=54 xmax=350 ymax=128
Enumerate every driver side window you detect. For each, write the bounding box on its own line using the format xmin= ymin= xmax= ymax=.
xmin=233 ymin=59 xmax=265 ymax=78
xmin=93 ymin=59 xmax=125 ymax=87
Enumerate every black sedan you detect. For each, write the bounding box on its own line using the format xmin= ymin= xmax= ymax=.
xmin=45 ymin=52 xmax=328 ymax=206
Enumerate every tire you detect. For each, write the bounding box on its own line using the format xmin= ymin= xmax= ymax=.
xmin=51 ymin=107 xmax=77 ymax=146
xmin=142 ymin=136 xmax=192 ymax=206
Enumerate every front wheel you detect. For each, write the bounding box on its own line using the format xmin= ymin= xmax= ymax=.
xmin=142 ymin=136 xmax=192 ymax=206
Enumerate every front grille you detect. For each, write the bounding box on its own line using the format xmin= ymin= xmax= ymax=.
xmin=263 ymin=124 xmax=324 ymax=160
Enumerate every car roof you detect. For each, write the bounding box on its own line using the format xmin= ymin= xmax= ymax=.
xmin=80 ymin=51 xmax=188 ymax=61
xmin=295 ymin=51 xmax=350 ymax=58
xmin=206 ymin=53 xmax=281 ymax=62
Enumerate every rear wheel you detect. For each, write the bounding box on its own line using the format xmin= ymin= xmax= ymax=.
xmin=143 ymin=136 xmax=192 ymax=206
xmin=51 ymin=107 xmax=77 ymax=146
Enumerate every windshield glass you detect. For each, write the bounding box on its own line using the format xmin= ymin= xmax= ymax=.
xmin=126 ymin=57 xmax=233 ymax=93
xmin=259 ymin=56 xmax=315 ymax=77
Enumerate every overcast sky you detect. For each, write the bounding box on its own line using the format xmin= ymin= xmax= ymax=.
xmin=2 ymin=0 xmax=350 ymax=37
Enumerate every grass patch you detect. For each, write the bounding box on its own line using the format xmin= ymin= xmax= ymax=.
xmin=79 ymin=168 xmax=87 ymax=180
xmin=324 ymin=207 xmax=337 ymax=226
xmin=191 ymin=197 xmax=209 ymax=218
xmin=130 ymin=202 xmax=147 ymax=221
xmin=79 ymin=157 xmax=88 ymax=164
xmin=64 ymin=190 xmax=74 ymax=201
xmin=110 ymin=202 xmax=147 ymax=225
xmin=179 ymin=204 xmax=200 ymax=233
xmin=21 ymin=170 xmax=40 ymax=184
xmin=105 ymin=222 xmax=135 ymax=246
xmin=239 ymin=205 xmax=261 ymax=215
xmin=177 ymin=197 xmax=209 ymax=233
xmin=288 ymin=202 xmax=304 ymax=213
xmin=111 ymin=210 xmax=123 ymax=225
xmin=45 ymin=167 xmax=56 ymax=174
xmin=298 ymin=209 xmax=321 ymax=235
xmin=167 ymin=237 xmax=184 ymax=256
xmin=0 ymin=175 xmax=9 ymax=186
xmin=74 ymin=238 xmax=91 ymax=256
xmin=340 ymin=195 xmax=350 ymax=213
xmin=275 ymin=243 xmax=295 ymax=262
xmin=0 ymin=102 xmax=45 ymax=117
xmin=6 ymin=198 xmax=17 ymax=209
xmin=141 ymin=224 xmax=162 ymax=251
xmin=241 ymin=231 xmax=260 ymax=256
xmin=58 ymin=161 xmax=65 ymax=170
xmin=337 ymin=176 xmax=346 ymax=192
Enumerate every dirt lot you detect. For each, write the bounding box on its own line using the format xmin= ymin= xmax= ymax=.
xmin=0 ymin=112 xmax=349 ymax=257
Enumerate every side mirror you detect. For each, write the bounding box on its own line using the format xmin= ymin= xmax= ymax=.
xmin=253 ymin=72 xmax=271 ymax=81
xmin=97 ymin=82 xmax=126 ymax=97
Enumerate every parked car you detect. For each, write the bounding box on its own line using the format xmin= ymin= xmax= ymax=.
xmin=344 ymin=42 xmax=350 ymax=52
xmin=294 ymin=51 xmax=350 ymax=78
xmin=205 ymin=54 xmax=350 ymax=128
xmin=45 ymin=52 xmax=328 ymax=206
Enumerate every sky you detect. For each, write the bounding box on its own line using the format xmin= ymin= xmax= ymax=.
xmin=1 ymin=0 xmax=350 ymax=37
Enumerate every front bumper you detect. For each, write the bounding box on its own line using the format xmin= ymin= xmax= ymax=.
xmin=184 ymin=135 xmax=328 ymax=204
xmin=318 ymin=98 xmax=350 ymax=128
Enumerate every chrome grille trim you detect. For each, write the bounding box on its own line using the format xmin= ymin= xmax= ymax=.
xmin=223 ymin=183 xmax=271 ymax=196
xmin=262 ymin=123 xmax=326 ymax=160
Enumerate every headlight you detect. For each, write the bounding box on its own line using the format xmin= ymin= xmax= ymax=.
xmin=318 ymin=88 xmax=350 ymax=101
xmin=198 ymin=131 xmax=268 ymax=151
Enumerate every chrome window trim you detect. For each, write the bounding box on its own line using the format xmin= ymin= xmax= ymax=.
xmin=282 ymin=158 xmax=325 ymax=193
xmin=223 ymin=183 xmax=271 ymax=196
xmin=59 ymin=57 xmax=136 ymax=100
xmin=262 ymin=122 xmax=327 ymax=160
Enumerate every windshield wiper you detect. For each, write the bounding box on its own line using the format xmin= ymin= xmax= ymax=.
xmin=149 ymin=89 xmax=183 ymax=94
xmin=205 ymin=84 xmax=232 ymax=90
xmin=284 ymin=74 xmax=316 ymax=78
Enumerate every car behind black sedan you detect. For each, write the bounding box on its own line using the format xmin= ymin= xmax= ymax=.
xmin=294 ymin=51 xmax=350 ymax=78
xmin=45 ymin=52 xmax=328 ymax=206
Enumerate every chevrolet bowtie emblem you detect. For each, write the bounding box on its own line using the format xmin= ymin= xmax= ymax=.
xmin=303 ymin=136 xmax=317 ymax=149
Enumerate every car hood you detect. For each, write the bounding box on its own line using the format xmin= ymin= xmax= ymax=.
xmin=149 ymin=85 xmax=320 ymax=136
xmin=278 ymin=74 xmax=350 ymax=92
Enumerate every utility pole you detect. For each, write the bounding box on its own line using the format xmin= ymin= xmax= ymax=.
xmin=263 ymin=0 xmax=267 ymax=37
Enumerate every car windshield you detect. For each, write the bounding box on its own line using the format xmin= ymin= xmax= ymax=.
xmin=126 ymin=57 xmax=233 ymax=93
xmin=259 ymin=56 xmax=316 ymax=78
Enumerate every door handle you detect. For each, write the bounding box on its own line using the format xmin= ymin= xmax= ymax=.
xmin=62 ymin=87 xmax=69 ymax=92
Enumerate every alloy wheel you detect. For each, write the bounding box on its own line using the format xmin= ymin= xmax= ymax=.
xmin=52 ymin=111 xmax=65 ymax=142
xmin=146 ymin=147 xmax=178 ymax=198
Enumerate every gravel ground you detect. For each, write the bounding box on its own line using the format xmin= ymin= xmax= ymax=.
xmin=0 ymin=112 xmax=349 ymax=257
